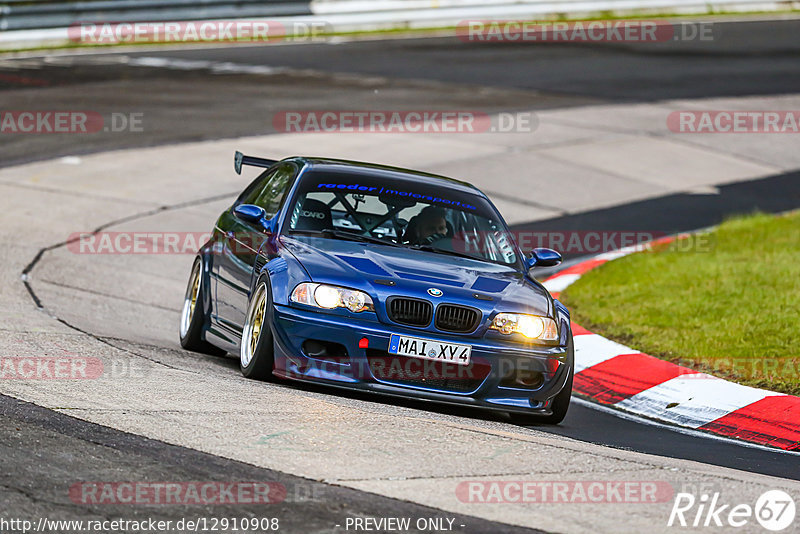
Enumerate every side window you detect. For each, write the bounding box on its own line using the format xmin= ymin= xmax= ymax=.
xmin=241 ymin=163 xmax=297 ymax=217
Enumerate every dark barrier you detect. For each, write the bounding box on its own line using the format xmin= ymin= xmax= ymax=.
xmin=0 ymin=0 xmax=312 ymax=31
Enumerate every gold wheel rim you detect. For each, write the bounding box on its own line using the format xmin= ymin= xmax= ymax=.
xmin=249 ymin=289 xmax=266 ymax=356
xmin=188 ymin=267 xmax=201 ymax=324
xmin=180 ymin=262 xmax=202 ymax=338
xmin=242 ymin=284 xmax=267 ymax=367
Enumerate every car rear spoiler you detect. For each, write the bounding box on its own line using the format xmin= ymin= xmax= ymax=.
xmin=234 ymin=151 xmax=278 ymax=175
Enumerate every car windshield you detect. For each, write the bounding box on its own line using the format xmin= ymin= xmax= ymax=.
xmin=286 ymin=170 xmax=519 ymax=266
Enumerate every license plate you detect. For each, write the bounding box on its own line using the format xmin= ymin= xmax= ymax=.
xmin=388 ymin=334 xmax=472 ymax=366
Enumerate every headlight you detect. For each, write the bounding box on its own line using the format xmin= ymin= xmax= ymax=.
xmin=290 ymin=283 xmax=374 ymax=313
xmin=489 ymin=313 xmax=558 ymax=341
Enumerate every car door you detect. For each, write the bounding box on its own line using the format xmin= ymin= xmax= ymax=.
xmin=215 ymin=162 xmax=298 ymax=334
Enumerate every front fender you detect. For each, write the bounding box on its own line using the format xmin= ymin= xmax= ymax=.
xmin=250 ymin=243 xmax=309 ymax=308
xmin=195 ymin=243 xmax=216 ymax=338
xmin=553 ymin=298 xmax=573 ymax=363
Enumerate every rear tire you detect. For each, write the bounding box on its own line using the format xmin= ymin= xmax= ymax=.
xmin=179 ymin=258 xmax=225 ymax=356
xmin=240 ymin=278 xmax=275 ymax=380
xmin=509 ymin=333 xmax=574 ymax=426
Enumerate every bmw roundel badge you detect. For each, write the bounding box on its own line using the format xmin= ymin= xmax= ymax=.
xmin=427 ymin=288 xmax=443 ymax=297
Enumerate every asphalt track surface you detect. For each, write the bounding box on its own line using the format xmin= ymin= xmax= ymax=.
xmin=3 ymin=17 xmax=800 ymax=166
xmin=0 ymin=393 xmax=539 ymax=534
xmin=2 ymin=17 xmax=800 ymax=532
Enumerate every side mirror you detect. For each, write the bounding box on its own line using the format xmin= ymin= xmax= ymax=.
xmin=233 ymin=204 xmax=275 ymax=233
xmin=234 ymin=151 xmax=244 ymax=175
xmin=526 ymin=247 xmax=562 ymax=269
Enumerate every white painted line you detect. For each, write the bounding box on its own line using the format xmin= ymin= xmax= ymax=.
xmin=573 ymin=333 xmax=638 ymax=373
xmin=127 ymin=56 xmax=287 ymax=76
xmin=542 ymin=273 xmax=581 ymax=293
xmin=615 ymin=374 xmax=784 ymax=428
xmin=594 ymin=248 xmax=635 ymax=261
xmin=572 ymin=397 xmax=800 ymax=456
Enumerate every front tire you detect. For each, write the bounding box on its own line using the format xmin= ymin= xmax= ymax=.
xmin=240 ymin=279 xmax=275 ymax=380
xmin=179 ymin=258 xmax=225 ymax=355
xmin=509 ymin=333 xmax=574 ymax=425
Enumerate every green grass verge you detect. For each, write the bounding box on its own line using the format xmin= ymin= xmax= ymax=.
xmin=4 ymin=10 xmax=799 ymax=54
xmin=561 ymin=211 xmax=800 ymax=396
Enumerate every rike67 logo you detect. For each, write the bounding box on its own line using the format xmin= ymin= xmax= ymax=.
xmin=668 ymin=490 xmax=795 ymax=531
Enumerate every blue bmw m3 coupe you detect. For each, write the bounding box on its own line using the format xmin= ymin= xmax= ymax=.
xmin=180 ymin=152 xmax=573 ymax=424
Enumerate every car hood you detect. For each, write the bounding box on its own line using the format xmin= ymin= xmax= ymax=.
xmin=281 ymin=236 xmax=553 ymax=317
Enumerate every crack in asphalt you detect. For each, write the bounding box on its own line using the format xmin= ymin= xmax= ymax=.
xmin=3 ymin=31 xmax=798 ymax=530
xmin=20 ymin=189 xmax=238 ymax=304
xmin=52 ymin=317 xmax=183 ymax=372
xmin=475 ymin=189 xmax=568 ymax=214
xmin=12 ymin=157 xmax=800 ymax=486
xmin=0 ymin=481 xmax=118 ymax=521
xmin=20 ymin=190 xmax=240 ymax=372
xmin=0 ymin=179 xmax=158 ymax=205
xmin=39 ymin=278 xmax=179 ymax=313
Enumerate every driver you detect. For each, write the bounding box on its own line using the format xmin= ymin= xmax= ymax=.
xmin=408 ymin=206 xmax=448 ymax=245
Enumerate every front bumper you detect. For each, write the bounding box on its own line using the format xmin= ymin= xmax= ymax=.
xmin=270 ymin=304 xmax=573 ymax=415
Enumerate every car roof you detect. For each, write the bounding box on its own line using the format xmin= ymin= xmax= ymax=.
xmin=287 ymin=156 xmax=488 ymax=198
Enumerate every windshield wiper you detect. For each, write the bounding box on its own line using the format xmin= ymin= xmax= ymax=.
xmin=290 ymin=228 xmax=401 ymax=247
xmin=406 ymin=243 xmax=483 ymax=261
xmin=330 ymin=229 xmax=402 ymax=247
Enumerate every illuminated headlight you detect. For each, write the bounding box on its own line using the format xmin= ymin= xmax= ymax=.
xmin=490 ymin=313 xmax=558 ymax=341
xmin=290 ymin=283 xmax=374 ymax=313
